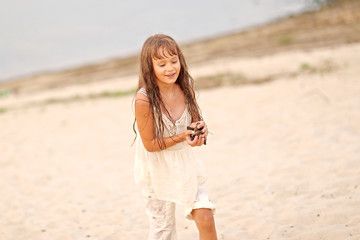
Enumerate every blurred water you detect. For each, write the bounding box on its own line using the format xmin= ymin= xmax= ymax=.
xmin=0 ymin=0 xmax=314 ymax=82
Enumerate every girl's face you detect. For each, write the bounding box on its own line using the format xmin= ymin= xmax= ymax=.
xmin=152 ymin=49 xmax=181 ymax=86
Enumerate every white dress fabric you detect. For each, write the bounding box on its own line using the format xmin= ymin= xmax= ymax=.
xmin=134 ymin=88 xmax=214 ymax=218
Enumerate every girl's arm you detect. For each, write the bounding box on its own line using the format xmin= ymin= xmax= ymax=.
xmin=135 ymin=93 xmax=192 ymax=152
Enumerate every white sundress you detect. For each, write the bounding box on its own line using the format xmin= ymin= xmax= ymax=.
xmin=134 ymin=88 xmax=213 ymax=217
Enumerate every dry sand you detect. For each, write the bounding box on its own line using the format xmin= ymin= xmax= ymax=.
xmin=1 ymin=43 xmax=360 ymax=240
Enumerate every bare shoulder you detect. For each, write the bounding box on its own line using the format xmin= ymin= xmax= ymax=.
xmin=135 ymin=89 xmax=151 ymax=113
xmin=135 ymin=88 xmax=149 ymax=102
xmin=135 ymin=89 xmax=154 ymax=126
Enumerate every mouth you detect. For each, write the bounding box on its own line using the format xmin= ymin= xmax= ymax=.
xmin=166 ymin=73 xmax=176 ymax=78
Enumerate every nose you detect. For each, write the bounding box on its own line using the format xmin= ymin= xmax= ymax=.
xmin=166 ymin=63 xmax=174 ymax=72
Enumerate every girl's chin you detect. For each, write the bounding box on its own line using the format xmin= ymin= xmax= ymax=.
xmin=156 ymin=74 xmax=179 ymax=83
xmin=165 ymin=76 xmax=178 ymax=82
xmin=168 ymin=77 xmax=177 ymax=82
xmin=156 ymin=79 xmax=177 ymax=86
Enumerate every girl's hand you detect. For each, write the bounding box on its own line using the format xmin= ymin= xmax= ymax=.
xmin=193 ymin=121 xmax=208 ymax=139
xmin=185 ymin=121 xmax=208 ymax=147
xmin=186 ymin=133 xmax=205 ymax=147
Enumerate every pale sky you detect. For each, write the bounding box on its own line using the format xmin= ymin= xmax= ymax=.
xmin=0 ymin=0 xmax=312 ymax=81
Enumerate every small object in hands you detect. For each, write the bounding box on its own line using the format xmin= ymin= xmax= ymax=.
xmin=187 ymin=122 xmax=206 ymax=145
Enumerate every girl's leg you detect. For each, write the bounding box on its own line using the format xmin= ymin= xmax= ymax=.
xmin=191 ymin=208 xmax=217 ymax=240
xmin=144 ymin=197 xmax=177 ymax=240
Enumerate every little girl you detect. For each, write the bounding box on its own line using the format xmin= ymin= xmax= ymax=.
xmin=133 ymin=34 xmax=217 ymax=240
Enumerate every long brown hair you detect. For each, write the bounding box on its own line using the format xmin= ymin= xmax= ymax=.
xmin=133 ymin=34 xmax=202 ymax=149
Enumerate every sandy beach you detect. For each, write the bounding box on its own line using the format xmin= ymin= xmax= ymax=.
xmin=1 ymin=1 xmax=360 ymax=238
xmin=1 ymin=38 xmax=359 ymax=240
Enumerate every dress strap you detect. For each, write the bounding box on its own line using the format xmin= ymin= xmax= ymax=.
xmin=138 ymin=88 xmax=147 ymax=96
